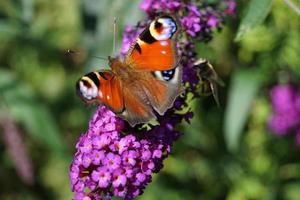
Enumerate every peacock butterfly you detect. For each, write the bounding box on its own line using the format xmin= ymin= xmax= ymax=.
xmin=76 ymin=15 xmax=182 ymax=126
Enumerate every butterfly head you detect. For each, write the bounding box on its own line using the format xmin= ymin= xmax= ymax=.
xmin=149 ymin=16 xmax=178 ymax=41
xmin=108 ymin=56 xmax=117 ymax=65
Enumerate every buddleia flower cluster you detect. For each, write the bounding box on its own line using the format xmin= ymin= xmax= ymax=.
xmin=70 ymin=0 xmax=236 ymax=199
xmin=268 ymin=84 xmax=300 ymax=146
xmin=70 ymin=106 xmax=173 ymax=199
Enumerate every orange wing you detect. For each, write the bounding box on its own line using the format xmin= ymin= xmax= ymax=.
xmin=76 ymin=71 xmax=124 ymax=113
xmin=120 ymin=83 xmax=156 ymax=126
xmin=132 ymin=65 xmax=181 ymax=116
xmin=125 ymin=15 xmax=180 ymax=71
xmin=118 ymin=66 xmax=182 ymax=126
xmin=120 ymin=15 xmax=182 ymax=125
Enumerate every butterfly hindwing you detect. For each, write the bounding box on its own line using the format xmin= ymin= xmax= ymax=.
xmin=138 ymin=66 xmax=182 ymax=115
xmin=118 ymin=67 xmax=182 ymax=126
xmin=120 ymin=83 xmax=156 ymax=126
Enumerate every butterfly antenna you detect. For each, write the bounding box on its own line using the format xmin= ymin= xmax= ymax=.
xmin=67 ymin=49 xmax=108 ymax=61
xmin=112 ymin=17 xmax=117 ymax=56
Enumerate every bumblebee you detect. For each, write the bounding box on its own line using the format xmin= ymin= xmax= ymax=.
xmin=194 ymin=59 xmax=224 ymax=106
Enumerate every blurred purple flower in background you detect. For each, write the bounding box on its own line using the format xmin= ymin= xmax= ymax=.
xmin=225 ymin=0 xmax=237 ymax=15
xmin=70 ymin=0 xmax=236 ymax=199
xmin=181 ymin=3 xmax=202 ymax=37
xmin=268 ymin=84 xmax=300 ymax=146
xmin=120 ymin=26 xmax=139 ymax=55
xmin=140 ymin=0 xmax=182 ymax=14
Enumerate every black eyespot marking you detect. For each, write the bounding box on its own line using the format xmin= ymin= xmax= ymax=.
xmin=139 ymin=26 xmax=156 ymax=44
xmin=85 ymin=72 xmax=100 ymax=87
xmin=99 ymin=72 xmax=108 ymax=80
xmin=154 ymin=21 xmax=162 ymax=29
xmin=82 ymin=79 xmax=91 ymax=88
xmin=161 ymin=69 xmax=176 ymax=81
xmin=134 ymin=43 xmax=142 ymax=54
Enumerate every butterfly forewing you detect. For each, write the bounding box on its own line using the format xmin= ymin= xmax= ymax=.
xmin=76 ymin=71 xmax=124 ymax=113
xmin=123 ymin=15 xmax=182 ymax=117
xmin=125 ymin=16 xmax=179 ymax=71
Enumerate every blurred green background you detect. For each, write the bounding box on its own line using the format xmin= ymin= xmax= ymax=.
xmin=0 ymin=0 xmax=300 ymax=199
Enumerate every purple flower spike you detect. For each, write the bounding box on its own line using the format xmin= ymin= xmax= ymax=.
xmin=69 ymin=106 xmax=176 ymax=199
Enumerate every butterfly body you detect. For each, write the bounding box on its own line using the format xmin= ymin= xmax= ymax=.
xmin=77 ymin=15 xmax=182 ymax=126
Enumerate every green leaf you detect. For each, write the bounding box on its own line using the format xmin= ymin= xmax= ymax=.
xmin=8 ymin=102 xmax=65 ymax=154
xmin=224 ymin=69 xmax=263 ymax=152
xmin=284 ymin=182 xmax=300 ymax=200
xmin=86 ymin=0 xmax=143 ymax=70
xmin=0 ymin=70 xmax=65 ymax=154
xmin=0 ymin=21 xmax=21 ymax=40
xmin=0 ymin=69 xmax=15 ymax=88
xmin=235 ymin=0 xmax=273 ymax=41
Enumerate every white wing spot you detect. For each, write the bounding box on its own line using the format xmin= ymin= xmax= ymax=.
xmin=160 ymin=41 xmax=169 ymax=46
xmin=79 ymin=81 xmax=98 ymax=100
xmin=99 ymin=91 xmax=103 ymax=98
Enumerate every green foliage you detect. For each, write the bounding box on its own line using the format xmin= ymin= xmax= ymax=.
xmin=0 ymin=69 xmax=64 ymax=153
xmin=235 ymin=0 xmax=273 ymax=41
xmin=224 ymin=69 xmax=263 ymax=152
xmin=0 ymin=0 xmax=300 ymax=199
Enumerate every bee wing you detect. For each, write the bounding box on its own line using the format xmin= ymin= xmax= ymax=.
xmin=195 ymin=58 xmax=224 ymax=106
xmin=209 ymin=81 xmax=220 ymax=107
